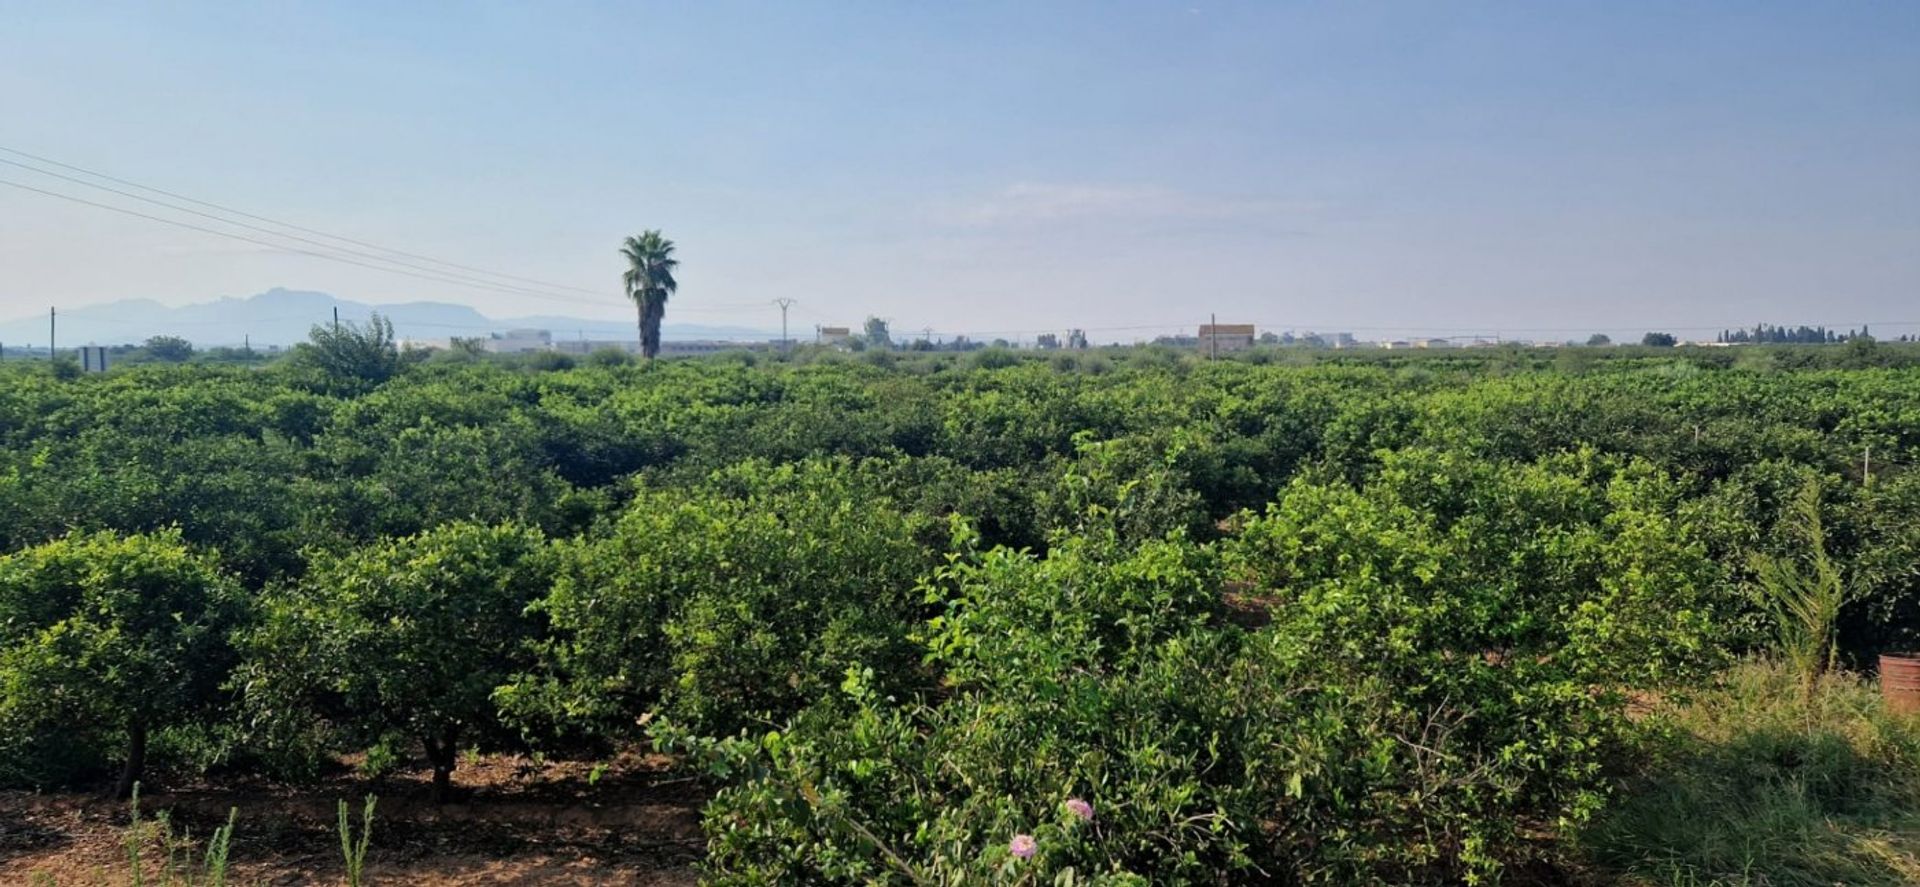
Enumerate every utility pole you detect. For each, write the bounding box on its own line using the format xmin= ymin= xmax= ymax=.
xmin=1209 ymin=312 xmax=1217 ymax=361
xmin=332 ymin=306 xmax=340 ymax=333
xmin=773 ymin=298 xmax=796 ymax=351
xmin=49 ymin=307 xmax=56 ymax=361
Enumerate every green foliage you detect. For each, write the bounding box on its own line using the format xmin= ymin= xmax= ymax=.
xmin=678 ymin=532 xmax=1243 ymax=884
xmin=115 ymin=785 xmax=240 ymax=887
xmin=340 ymin=795 xmax=378 ymax=887
xmin=0 ymin=530 xmax=242 ymax=791
xmin=241 ymin=522 xmax=552 ymax=794
xmin=1750 ymin=479 xmax=1852 ymax=691
xmin=4 ymin=340 xmax=1920 ymax=881
xmin=622 ymin=230 xmax=678 ymax=359
xmin=286 ymin=313 xmax=403 ymax=393
xmin=1220 ymin=448 xmax=1724 ymax=877
xmin=143 ymin=335 xmax=196 ymax=363
xmin=505 ymin=461 xmax=935 ymax=739
xmin=685 ymin=448 xmax=1727 ymax=883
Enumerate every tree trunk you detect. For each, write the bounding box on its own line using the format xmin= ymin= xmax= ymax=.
xmin=423 ymin=727 xmax=459 ymax=805
xmin=641 ymin=301 xmax=656 ymax=360
xmin=114 ymin=718 xmax=147 ymax=800
xmin=641 ymin=297 xmax=663 ymax=361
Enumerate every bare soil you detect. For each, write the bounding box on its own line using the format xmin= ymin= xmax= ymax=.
xmin=1 ymin=751 xmax=706 ymax=885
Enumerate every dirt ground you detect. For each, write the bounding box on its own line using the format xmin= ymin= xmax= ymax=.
xmin=0 ymin=751 xmax=706 ymax=885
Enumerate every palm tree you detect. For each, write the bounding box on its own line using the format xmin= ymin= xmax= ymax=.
xmin=621 ymin=231 xmax=679 ymax=359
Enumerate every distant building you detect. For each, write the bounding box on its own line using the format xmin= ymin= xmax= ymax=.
xmin=1420 ymin=338 xmax=1455 ymax=349
xmin=486 ymin=329 xmax=553 ymax=353
xmin=659 ymin=340 xmax=769 ymax=357
xmin=1197 ymin=323 xmax=1256 ymax=354
xmin=1067 ymin=329 xmax=1089 ymax=349
xmin=79 ymin=345 xmax=110 ymax=372
xmin=817 ymin=326 xmax=853 ymax=346
xmin=553 ymin=339 xmax=639 ymax=355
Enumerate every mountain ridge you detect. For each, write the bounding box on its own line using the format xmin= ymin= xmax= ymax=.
xmin=0 ymin=288 xmax=774 ymax=347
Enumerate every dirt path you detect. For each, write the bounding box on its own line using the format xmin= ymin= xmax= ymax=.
xmin=1 ymin=752 xmax=706 ymax=885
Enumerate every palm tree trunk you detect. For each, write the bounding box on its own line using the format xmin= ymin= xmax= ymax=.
xmin=641 ymin=299 xmax=656 ymax=359
xmin=642 ymin=297 xmax=664 ymax=360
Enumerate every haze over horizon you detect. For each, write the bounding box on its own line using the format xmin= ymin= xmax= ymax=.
xmin=2 ymin=2 xmax=1916 ymax=342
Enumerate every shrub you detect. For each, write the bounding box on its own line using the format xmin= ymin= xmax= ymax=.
xmin=285 ymin=314 xmax=402 ymax=394
xmin=241 ymin=522 xmax=553 ymax=799
xmin=675 ymin=530 xmax=1249 ymax=884
xmin=0 ymin=530 xmax=243 ymax=794
xmin=502 ymin=460 xmax=936 ymax=740
xmin=1219 ymin=448 xmax=1724 ymax=877
xmin=680 ymin=449 xmax=1727 ymax=883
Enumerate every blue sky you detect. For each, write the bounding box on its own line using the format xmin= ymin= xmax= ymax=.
xmin=1 ymin=1 xmax=1915 ymax=342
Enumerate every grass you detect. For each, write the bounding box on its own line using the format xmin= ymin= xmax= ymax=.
xmin=1584 ymin=659 xmax=1920 ymax=886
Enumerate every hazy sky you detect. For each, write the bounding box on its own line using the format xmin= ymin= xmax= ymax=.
xmin=2 ymin=1 xmax=1916 ymax=342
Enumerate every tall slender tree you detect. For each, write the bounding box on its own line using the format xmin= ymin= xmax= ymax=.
xmin=621 ymin=231 xmax=679 ymax=360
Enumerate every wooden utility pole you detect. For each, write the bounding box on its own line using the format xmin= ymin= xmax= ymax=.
xmin=49 ymin=307 xmax=56 ymax=360
xmin=1209 ymin=312 xmax=1217 ymax=361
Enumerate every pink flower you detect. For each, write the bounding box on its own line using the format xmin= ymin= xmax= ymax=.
xmin=1065 ymin=797 xmax=1094 ymax=822
xmin=1009 ymin=833 xmax=1037 ymax=859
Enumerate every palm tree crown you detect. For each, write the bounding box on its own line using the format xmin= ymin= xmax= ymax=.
xmin=621 ymin=231 xmax=679 ymax=359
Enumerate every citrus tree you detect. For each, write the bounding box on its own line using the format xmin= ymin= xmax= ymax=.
xmin=242 ymin=522 xmax=552 ymax=801
xmin=0 ymin=530 xmax=242 ymax=795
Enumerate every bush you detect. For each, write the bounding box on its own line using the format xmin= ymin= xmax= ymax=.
xmin=0 ymin=530 xmax=243 ymax=793
xmin=675 ymin=530 xmax=1248 ymax=884
xmin=502 ymin=461 xmax=936 ymax=740
xmin=285 ymin=314 xmax=403 ymax=394
xmin=680 ymin=449 xmax=1727 ymax=883
xmin=524 ymin=350 xmax=576 ymax=372
xmin=586 ymin=347 xmax=632 ymax=367
xmin=241 ymin=522 xmax=553 ymax=798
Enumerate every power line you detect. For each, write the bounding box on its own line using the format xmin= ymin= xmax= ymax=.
xmin=0 ymin=176 xmax=630 ymax=304
xmin=0 ymin=160 xmax=613 ymax=307
xmin=0 ymin=144 xmax=612 ymax=299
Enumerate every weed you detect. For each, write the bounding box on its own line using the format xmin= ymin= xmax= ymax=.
xmin=111 ymin=783 xmax=242 ymax=887
xmin=1749 ymin=479 xmax=1851 ymax=696
xmin=1585 ymin=660 xmax=1920 ymax=886
xmin=338 ymin=795 xmax=377 ymax=887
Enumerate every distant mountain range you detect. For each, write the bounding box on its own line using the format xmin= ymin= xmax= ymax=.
xmin=0 ymin=288 xmax=775 ymax=348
